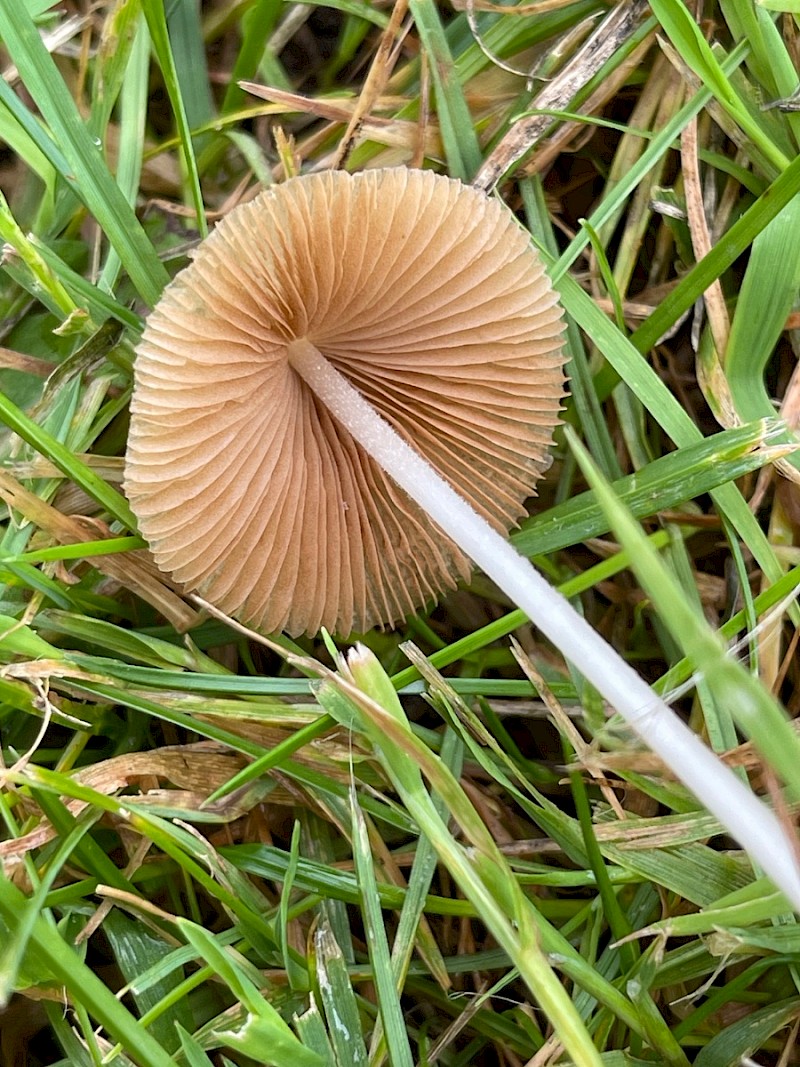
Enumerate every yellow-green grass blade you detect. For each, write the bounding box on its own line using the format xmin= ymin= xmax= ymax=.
xmin=318 ymin=650 xmax=655 ymax=1047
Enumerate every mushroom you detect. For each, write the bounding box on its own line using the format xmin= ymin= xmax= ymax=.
xmin=124 ymin=167 xmax=565 ymax=637
xmin=125 ymin=166 xmax=800 ymax=910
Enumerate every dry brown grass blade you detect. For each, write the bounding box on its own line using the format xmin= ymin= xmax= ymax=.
xmin=509 ymin=638 xmax=628 ymax=819
xmin=452 ymin=0 xmax=577 ymax=13
xmin=0 ymin=13 xmax=90 ymax=86
xmin=238 ymin=82 xmax=385 ymax=124
xmin=474 ymin=0 xmax=651 ymax=190
xmin=191 ymin=714 xmax=360 ymax=781
xmin=331 ymin=0 xmax=410 ymax=168
xmin=0 ymin=470 xmax=197 ymax=630
xmin=0 ymin=743 xmax=248 ymax=870
xmin=4 ymin=454 xmax=124 ymax=482
xmin=521 ymin=31 xmax=655 ymax=179
xmin=0 ymin=347 xmax=58 ymax=378
xmin=591 ymin=719 xmax=800 ymax=781
xmin=76 ymin=838 xmax=155 ymax=945
xmin=682 ymin=117 xmax=730 ymax=355
xmin=239 ymin=81 xmax=442 ymax=158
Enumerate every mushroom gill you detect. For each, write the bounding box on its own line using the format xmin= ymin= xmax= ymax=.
xmin=124 ymin=167 xmax=566 ymax=636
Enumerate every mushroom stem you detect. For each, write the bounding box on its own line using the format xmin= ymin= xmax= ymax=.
xmin=288 ymin=337 xmax=800 ymax=909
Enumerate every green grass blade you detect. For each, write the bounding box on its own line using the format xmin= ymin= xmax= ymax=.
xmin=0 ymin=872 xmax=176 ymax=1067
xmin=177 ymin=919 xmax=326 ymax=1066
xmin=177 ymin=1025 xmax=217 ymax=1067
xmin=98 ymin=16 xmax=151 ymax=294
xmin=694 ymin=998 xmax=800 ymax=1066
xmin=350 ymin=792 xmax=414 ymax=1067
xmin=407 ymin=0 xmax=482 ymax=180
xmin=31 ymin=236 xmax=143 ymax=330
xmin=104 ymin=909 xmax=193 ymax=1052
xmin=220 ymin=0 xmax=285 ymax=115
xmin=521 ymin=174 xmax=621 ymax=478
xmin=549 ymin=260 xmax=788 ymax=591
xmin=141 ymin=0 xmax=208 ymax=237
xmin=89 ymin=0 xmax=144 ymax=134
xmin=315 ymin=921 xmax=368 ymax=1066
xmin=2 ymin=536 xmax=146 ymax=564
xmin=630 ymin=132 xmax=800 ymax=356
xmin=0 ymin=0 xmax=169 ymax=305
xmin=166 ymin=0 xmax=216 ymax=133
xmin=724 ymin=193 xmax=800 ymax=473
xmin=514 ymin=419 xmax=784 ymax=556
xmin=567 ymin=429 xmax=800 ymax=805
xmin=648 ymin=0 xmax=788 ymax=170
xmin=0 ymin=390 xmax=137 ymax=529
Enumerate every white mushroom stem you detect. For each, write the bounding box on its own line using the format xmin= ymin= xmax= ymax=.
xmin=287 ymin=337 xmax=800 ymax=910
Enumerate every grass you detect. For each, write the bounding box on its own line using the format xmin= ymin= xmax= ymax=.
xmin=1 ymin=0 xmax=800 ymax=1064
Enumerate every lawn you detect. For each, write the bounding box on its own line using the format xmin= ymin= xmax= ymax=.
xmin=1 ymin=0 xmax=800 ymax=1064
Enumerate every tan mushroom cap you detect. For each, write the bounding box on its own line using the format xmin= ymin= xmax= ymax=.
xmin=124 ymin=168 xmax=566 ymax=637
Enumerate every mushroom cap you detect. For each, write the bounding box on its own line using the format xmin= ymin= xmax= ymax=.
xmin=124 ymin=168 xmax=566 ymax=637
